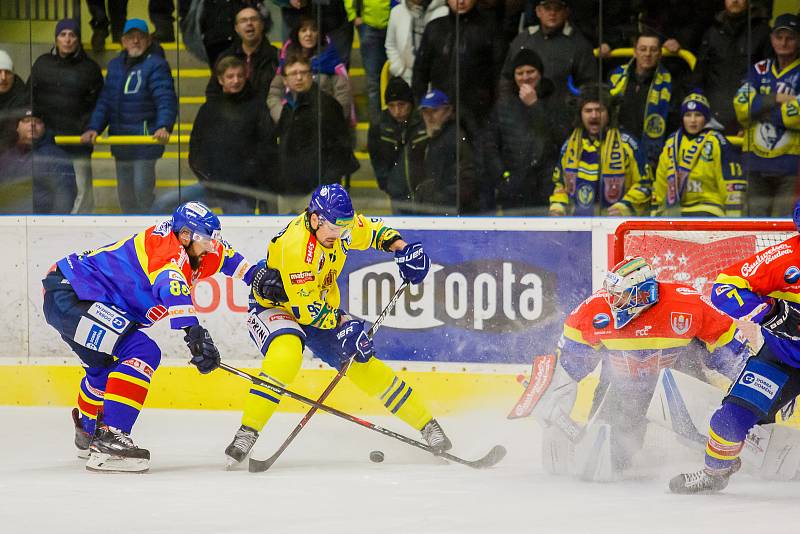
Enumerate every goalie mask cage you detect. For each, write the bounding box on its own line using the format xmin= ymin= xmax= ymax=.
xmin=613 ymin=220 xmax=796 ymax=296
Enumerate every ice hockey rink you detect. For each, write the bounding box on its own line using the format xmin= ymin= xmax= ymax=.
xmin=2 ymin=406 xmax=800 ymax=534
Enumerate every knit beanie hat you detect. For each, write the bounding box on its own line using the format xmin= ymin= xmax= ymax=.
xmin=681 ymin=92 xmax=710 ymax=121
xmin=384 ymin=76 xmax=414 ymax=104
xmin=510 ymin=48 xmax=544 ymax=76
xmin=55 ymin=18 xmax=80 ymax=38
xmin=0 ymin=49 xmax=12 ymax=72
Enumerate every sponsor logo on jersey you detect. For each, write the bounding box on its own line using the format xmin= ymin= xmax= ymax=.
xmin=168 ymin=305 xmax=197 ymax=317
xmin=145 ymin=304 xmax=168 ymax=323
xmin=322 ymin=270 xmax=337 ymax=288
xmin=755 ymin=60 xmax=769 ymax=75
xmin=247 ymin=313 xmax=269 ymax=348
xmin=304 ymin=234 xmax=317 ymax=264
xmin=317 ymin=253 xmax=326 ymax=274
xmin=670 ymin=312 xmax=693 ymax=335
xmin=268 ymin=313 xmax=294 ymax=322
xmin=85 ymin=324 xmax=106 ymax=351
xmin=714 ymin=284 xmax=732 ymax=296
xmin=290 ymin=271 xmax=315 ymax=284
xmin=741 ymin=244 xmax=793 ymax=277
xmin=784 ymin=266 xmax=800 ymax=284
xmin=739 ymin=371 xmax=779 ymax=400
xmin=121 ymin=358 xmax=154 ymax=378
xmin=675 ymin=286 xmax=699 ymax=295
xmin=592 ymin=313 xmax=611 ymax=329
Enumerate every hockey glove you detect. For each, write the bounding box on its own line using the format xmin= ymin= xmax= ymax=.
xmin=760 ymin=299 xmax=800 ymax=342
xmin=184 ymin=325 xmax=221 ymax=374
xmin=394 ymin=242 xmax=430 ymax=285
xmin=335 ymin=319 xmax=374 ymax=366
xmin=251 ymin=262 xmax=288 ymax=303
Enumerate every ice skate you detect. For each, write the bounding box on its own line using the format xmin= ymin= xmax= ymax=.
xmin=225 ymin=425 xmax=259 ymax=468
xmin=71 ymin=408 xmax=91 ymax=459
xmin=669 ymin=458 xmax=741 ymax=494
xmin=421 ymin=419 xmax=452 ymax=454
xmin=86 ymin=424 xmax=150 ymax=473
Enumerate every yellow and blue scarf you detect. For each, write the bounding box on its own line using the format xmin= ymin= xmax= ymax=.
xmin=664 ymin=129 xmax=708 ymax=209
xmin=562 ymin=128 xmax=627 ymax=215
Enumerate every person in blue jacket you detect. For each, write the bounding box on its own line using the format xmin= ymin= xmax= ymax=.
xmin=81 ymin=18 xmax=177 ymax=214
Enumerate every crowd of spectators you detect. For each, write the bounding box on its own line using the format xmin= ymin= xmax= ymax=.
xmin=0 ymin=0 xmax=798 ymax=218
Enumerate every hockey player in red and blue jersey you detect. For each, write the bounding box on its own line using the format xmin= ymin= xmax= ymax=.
xmin=670 ymin=201 xmax=800 ymax=493
xmin=42 ymin=201 xmax=257 ymax=473
xmin=512 ymin=257 xmax=750 ymax=480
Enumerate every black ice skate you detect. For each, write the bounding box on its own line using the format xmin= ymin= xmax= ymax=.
xmin=71 ymin=408 xmax=91 ymax=459
xmin=225 ymin=425 xmax=259 ymax=468
xmin=669 ymin=458 xmax=741 ymax=494
xmin=421 ymin=419 xmax=452 ymax=454
xmin=86 ymin=424 xmax=150 ymax=473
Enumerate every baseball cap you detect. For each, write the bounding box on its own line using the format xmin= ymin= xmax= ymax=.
xmin=122 ymin=18 xmax=149 ymax=35
xmin=17 ymin=107 xmax=43 ymax=122
xmin=772 ymin=13 xmax=799 ymax=34
xmin=538 ymin=0 xmax=568 ymax=7
xmin=419 ymin=89 xmax=450 ymax=109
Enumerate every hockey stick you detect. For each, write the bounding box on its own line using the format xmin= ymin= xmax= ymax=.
xmin=219 ymin=363 xmax=507 ymax=469
xmin=248 ymin=280 xmax=409 ymax=472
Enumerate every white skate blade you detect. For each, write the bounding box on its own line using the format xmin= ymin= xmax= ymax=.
xmin=86 ymin=452 xmax=149 ymax=473
xmin=225 ymin=455 xmax=246 ymax=471
xmin=77 ymin=449 xmax=90 ymax=460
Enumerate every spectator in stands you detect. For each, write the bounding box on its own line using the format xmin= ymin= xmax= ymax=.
xmin=485 ymin=49 xmax=565 ymax=215
xmin=570 ymin=1 xmax=637 ymax=58
xmin=368 ymin=77 xmax=428 ymax=214
xmin=502 ymin=0 xmax=595 ymax=101
xmin=610 ymin=31 xmax=679 ymax=169
xmin=343 ymin=0 xmax=388 ymax=125
xmin=30 ymin=19 xmax=104 ymax=214
xmin=0 ymin=109 xmax=77 ymax=214
xmin=734 ymin=13 xmax=800 ymax=218
xmin=206 ymin=6 xmax=279 ymax=102
xmin=385 ymin=0 xmax=448 ymax=86
xmin=273 ymin=52 xmax=358 ymax=213
xmin=87 ymin=0 xmax=178 ymax=50
xmin=651 ymin=93 xmax=746 ymax=218
xmin=549 ymin=84 xmax=650 ymax=217
xmin=414 ymin=88 xmax=479 ymax=215
xmin=268 ymin=16 xmax=353 ymax=124
xmin=691 ymin=0 xmax=771 ymax=135
xmin=152 ymin=57 xmax=276 ymax=214
xmin=638 ymin=1 xmax=719 ymax=55
xmin=275 ymin=0 xmax=354 ymax=67
xmin=81 ymin=19 xmax=177 ymax=214
xmin=0 ymin=49 xmax=29 ymax=153
xmin=412 ymin=0 xmax=506 ymax=210
xmin=201 ymin=1 xmax=273 ymax=67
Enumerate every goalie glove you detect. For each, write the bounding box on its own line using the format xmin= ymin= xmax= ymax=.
xmin=760 ymin=299 xmax=800 ymax=341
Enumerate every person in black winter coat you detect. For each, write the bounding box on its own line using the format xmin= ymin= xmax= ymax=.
xmin=690 ymin=0 xmax=772 ymax=135
xmin=201 ymin=0 xmax=274 ymax=67
xmin=30 ymin=19 xmax=104 ymax=214
xmin=368 ymin=77 xmax=428 ymax=214
xmin=0 ymin=49 xmax=29 ymax=154
xmin=188 ymin=56 xmax=276 ymax=213
xmin=0 ymin=109 xmax=77 ymax=214
xmin=205 ymin=6 xmax=280 ymax=102
xmin=274 ymin=52 xmax=358 ymax=210
xmin=414 ymin=88 xmax=479 ymax=215
xmin=484 ymin=48 xmax=566 ymax=215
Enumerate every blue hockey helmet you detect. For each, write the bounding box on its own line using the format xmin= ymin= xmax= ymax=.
xmin=172 ymin=201 xmax=222 ymax=250
xmin=603 ymin=257 xmax=658 ymax=329
xmin=793 ymin=200 xmax=800 ymax=232
xmin=308 ymin=184 xmax=354 ymax=236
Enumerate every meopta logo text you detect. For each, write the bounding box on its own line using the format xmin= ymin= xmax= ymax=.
xmin=348 ymin=260 xmax=556 ymax=332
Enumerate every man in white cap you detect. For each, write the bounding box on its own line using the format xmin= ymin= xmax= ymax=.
xmin=0 ymin=49 xmax=29 ymax=153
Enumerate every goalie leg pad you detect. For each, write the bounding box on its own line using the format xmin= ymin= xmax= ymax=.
xmin=573 ymin=423 xmax=617 ymax=482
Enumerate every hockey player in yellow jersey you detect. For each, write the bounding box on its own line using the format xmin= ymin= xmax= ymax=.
xmin=651 ymin=92 xmax=746 ymax=217
xmin=224 ymin=184 xmax=450 ymax=465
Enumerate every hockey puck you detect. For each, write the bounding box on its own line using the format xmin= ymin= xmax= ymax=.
xmin=369 ymin=450 xmax=384 ymax=463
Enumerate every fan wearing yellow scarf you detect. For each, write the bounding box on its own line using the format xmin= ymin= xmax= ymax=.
xmin=549 ymin=86 xmax=651 ymax=217
xmin=652 ymin=93 xmax=746 ymax=217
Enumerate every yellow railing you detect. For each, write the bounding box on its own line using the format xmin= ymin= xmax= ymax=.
xmin=594 ymin=47 xmax=697 ymax=70
xmin=55 ymin=135 xmax=191 ymax=145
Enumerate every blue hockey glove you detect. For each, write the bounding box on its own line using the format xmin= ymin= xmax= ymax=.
xmin=251 ymin=262 xmax=288 ymax=303
xmin=394 ymin=242 xmax=430 ymax=285
xmin=184 ymin=325 xmax=221 ymax=374
xmin=335 ymin=319 xmax=374 ymax=365
xmin=761 ymin=299 xmax=800 ymax=342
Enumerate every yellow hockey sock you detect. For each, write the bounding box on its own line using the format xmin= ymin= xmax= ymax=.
xmin=347 ymin=357 xmax=432 ymax=431
xmin=242 ymin=334 xmax=303 ymax=431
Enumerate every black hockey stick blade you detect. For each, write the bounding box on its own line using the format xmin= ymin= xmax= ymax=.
xmin=440 ymin=444 xmax=507 ymax=469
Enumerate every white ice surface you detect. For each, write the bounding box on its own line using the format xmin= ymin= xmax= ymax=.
xmin=1 ymin=406 xmax=799 ymax=534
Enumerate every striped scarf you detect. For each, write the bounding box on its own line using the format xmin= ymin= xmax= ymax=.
xmin=563 ymin=128 xmax=627 ymax=215
xmin=664 ymin=130 xmax=708 ymax=209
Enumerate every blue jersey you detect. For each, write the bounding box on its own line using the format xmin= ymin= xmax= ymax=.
xmin=57 ymin=219 xmax=254 ymax=330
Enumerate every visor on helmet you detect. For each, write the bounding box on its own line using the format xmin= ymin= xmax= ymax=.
xmin=191 ymin=228 xmax=222 ymax=253
xmin=318 ymin=214 xmax=352 ymax=240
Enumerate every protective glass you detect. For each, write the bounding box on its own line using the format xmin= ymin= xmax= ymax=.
xmin=318 ymin=215 xmax=352 ymax=240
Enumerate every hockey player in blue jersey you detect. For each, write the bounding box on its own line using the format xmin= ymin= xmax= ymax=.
xmin=42 ymin=201 xmax=258 ymax=472
xmin=670 ymin=200 xmax=800 ymax=493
